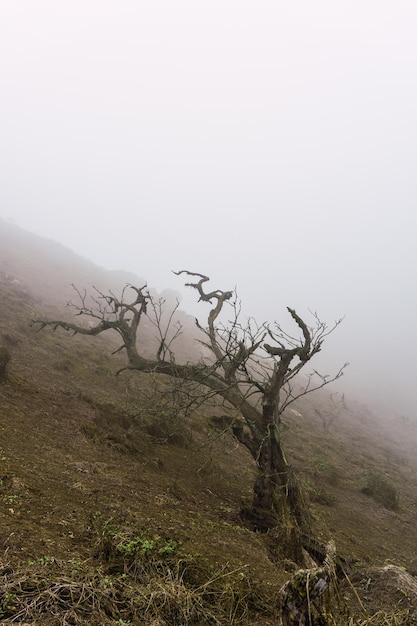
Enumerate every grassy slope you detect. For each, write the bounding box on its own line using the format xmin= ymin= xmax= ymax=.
xmin=1 ymin=221 xmax=417 ymax=623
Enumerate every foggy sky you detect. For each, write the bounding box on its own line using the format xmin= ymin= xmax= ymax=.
xmin=1 ymin=1 xmax=417 ymax=418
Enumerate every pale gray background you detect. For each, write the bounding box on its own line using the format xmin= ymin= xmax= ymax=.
xmin=1 ymin=1 xmax=416 ymax=418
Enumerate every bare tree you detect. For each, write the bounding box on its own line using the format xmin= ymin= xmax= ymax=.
xmin=33 ymin=272 xmax=347 ymax=552
xmin=313 ymin=392 xmax=350 ymax=430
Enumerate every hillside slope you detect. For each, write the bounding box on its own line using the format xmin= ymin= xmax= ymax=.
xmin=1 ymin=221 xmax=417 ymax=624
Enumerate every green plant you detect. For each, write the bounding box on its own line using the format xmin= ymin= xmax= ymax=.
xmin=0 ymin=593 xmax=16 ymax=618
xmin=3 ymin=494 xmax=20 ymax=504
xmin=27 ymin=555 xmax=55 ymax=566
xmin=101 ymin=576 xmax=113 ymax=589
xmin=90 ymin=513 xmax=182 ymax=568
xmin=116 ymin=534 xmax=181 ymax=560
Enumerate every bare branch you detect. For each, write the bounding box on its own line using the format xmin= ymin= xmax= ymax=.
xmin=279 ymin=362 xmax=349 ymax=414
xmin=32 ymin=318 xmax=116 ymax=336
xmin=147 ymin=296 xmax=183 ymax=362
xmin=173 ymin=270 xmax=233 ymax=323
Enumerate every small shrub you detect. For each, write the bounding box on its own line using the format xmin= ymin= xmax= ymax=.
xmin=89 ymin=513 xmax=182 ymax=571
xmin=142 ymin=409 xmax=190 ymax=447
xmin=302 ymin=479 xmax=336 ymax=507
xmin=1 ymin=333 xmax=19 ymax=347
xmin=53 ymin=357 xmax=74 ymax=372
xmin=309 ymin=455 xmax=330 ymax=476
xmin=361 ymin=472 xmax=399 ymax=510
xmin=82 ymin=397 xmax=191 ymax=451
xmin=0 ymin=592 xmax=16 ymax=619
xmin=0 ymin=346 xmax=10 ymax=380
xmin=308 ymin=455 xmax=341 ymax=486
xmin=84 ymin=512 xmax=264 ymax=623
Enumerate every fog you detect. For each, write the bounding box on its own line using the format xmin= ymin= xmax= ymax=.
xmin=1 ymin=1 xmax=417 ymax=419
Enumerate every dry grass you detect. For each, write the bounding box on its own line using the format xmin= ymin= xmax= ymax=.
xmin=0 ymin=550 xmax=267 ymax=625
xmin=2 ymin=540 xmax=413 ymax=626
xmin=348 ymin=611 xmax=412 ymax=625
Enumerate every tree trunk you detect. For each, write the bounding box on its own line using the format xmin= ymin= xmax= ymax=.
xmin=247 ymin=405 xmax=307 ymax=542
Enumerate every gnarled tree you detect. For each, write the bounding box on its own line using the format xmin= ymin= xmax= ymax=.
xmin=34 ymin=271 xmax=346 ymax=554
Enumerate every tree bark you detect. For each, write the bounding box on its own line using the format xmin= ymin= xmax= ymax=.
xmin=244 ymin=404 xmax=307 ymax=535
